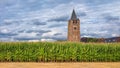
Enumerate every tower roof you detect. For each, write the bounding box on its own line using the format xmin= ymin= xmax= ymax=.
xmin=71 ymin=9 xmax=77 ymax=20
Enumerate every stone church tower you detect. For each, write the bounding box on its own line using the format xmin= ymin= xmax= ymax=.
xmin=67 ymin=9 xmax=80 ymax=42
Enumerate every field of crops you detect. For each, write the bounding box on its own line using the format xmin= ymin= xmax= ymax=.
xmin=0 ymin=42 xmax=120 ymax=62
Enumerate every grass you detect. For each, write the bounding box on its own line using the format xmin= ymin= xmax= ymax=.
xmin=0 ymin=42 xmax=120 ymax=62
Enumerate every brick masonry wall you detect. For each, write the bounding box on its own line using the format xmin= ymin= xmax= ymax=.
xmin=68 ymin=20 xmax=80 ymax=42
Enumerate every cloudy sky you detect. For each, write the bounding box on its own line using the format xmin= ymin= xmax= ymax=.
xmin=0 ymin=0 xmax=120 ymax=41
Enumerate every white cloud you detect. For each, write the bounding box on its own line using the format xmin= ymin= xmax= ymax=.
xmin=112 ymin=34 xmax=120 ymax=37
xmin=0 ymin=29 xmax=9 ymax=34
xmin=17 ymin=32 xmax=37 ymax=38
xmin=41 ymin=39 xmax=56 ymax=42
xmin=28 ymin=40 xmax=40 ymax=42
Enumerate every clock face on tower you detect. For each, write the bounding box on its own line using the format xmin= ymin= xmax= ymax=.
xmin=74 ymin=27 xmax=77 ymax=30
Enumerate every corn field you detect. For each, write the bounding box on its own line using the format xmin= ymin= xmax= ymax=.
xmin=0 ymin=42 xmax=120 ymax=62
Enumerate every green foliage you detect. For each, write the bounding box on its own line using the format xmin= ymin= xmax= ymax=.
xmin=87 ymin=38 xmax=98 ymax=42
xmin=0 ymin=42 xmax=120 ymax=62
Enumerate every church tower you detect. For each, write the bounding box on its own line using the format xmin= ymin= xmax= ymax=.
xmin=68 ymin=9 xmax=80 ymax=42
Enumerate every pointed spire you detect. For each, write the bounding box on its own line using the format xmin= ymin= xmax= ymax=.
xmin=71 ymin=9 xmax=77 ymax=20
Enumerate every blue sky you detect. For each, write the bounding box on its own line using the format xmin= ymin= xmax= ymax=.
xmin=0 ymin=0 xmax=120 ymax=41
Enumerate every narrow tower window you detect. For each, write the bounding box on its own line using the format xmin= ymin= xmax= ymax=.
xmin=73 ymin=20 xmax=77 ymax=24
